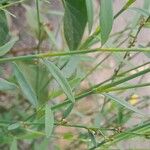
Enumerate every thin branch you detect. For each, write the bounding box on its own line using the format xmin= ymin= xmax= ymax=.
xmin=0 ymin=47 xmax=150 ymax=63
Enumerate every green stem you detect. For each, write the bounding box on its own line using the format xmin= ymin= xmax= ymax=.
xmin=117 ymin=62 xmax=150 ymax=77
xmin=35 ymin=0 xmax=42 ymax=98
xmin=24 ymin=62 xmax=150 ymax=122
xmin=0 ymin=47 xmax=150 ymax=63
xmin=104 ymin=83 xmax=150 ymax=92
xmin=94 ymin=67 xmax=150 ymax=93
xmin=51 ymin=67 xmax=150 ymax=111
xmin=0 ymin=0 xmax=27 ymax=9
xmin=0 ymin=120 xmax=115 ymax=131
xmin=81 ymin=54 xmax=111 ymax=81
xmin=90 ymin=120 xmax=150 ymax=149
xmin=35 ymin=0 xmax=42 ymax=50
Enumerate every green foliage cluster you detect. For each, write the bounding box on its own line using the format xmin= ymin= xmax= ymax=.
xmin=0 ymin=0 xmax=150 ymax=149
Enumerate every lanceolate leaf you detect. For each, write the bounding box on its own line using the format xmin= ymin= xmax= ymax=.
xmin=10 ymin=139 xmax=18 ymax=150
xmin=63 ymin=0 xmax=87 ymax=50
xmin=8 ymin=123 xmax=20 ymax=131
xmin=124 ymin=0 xmax=136 ymax=9
xmin=44 ymin=60 xmax=75 ymax=103
xmin=63 ymin=103 xmax=74 ymax=119
xmin=86 ymin=0 xmax=94 ymax=33
xmin=0 ymin=10 xmax=9 ymax=46
xmin=104 ymin=93 xmax=145 ymax=116
xmin=45 ymin=104 xmax=54 ymax=138
xmin=13 ymin=63 xmax=38 ymax=107
xmin=0 ymin=37 xmax=18 ymax=57
xmin=100 ymin=0 xmax=113 ymax=45
xmin=130 ymin=7 xmax=150 ymax=17
xmin=0 ymin=78 xmax=17 ymax=91
xmin=14 ymin=61 xmax=49 ymax=104
xmin=144 ymin=0 xmax=150 ymax=10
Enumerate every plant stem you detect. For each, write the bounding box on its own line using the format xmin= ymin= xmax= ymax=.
xmin=25 ymin=62 xmax=150 ymax=121
xmin=104 ymin=83 xmax=150 ymax=92
xmin=94 ymin=67 xmax=150 ymax=93
xmin=51 ymin=67 xmax=150 ymax=111
xmin=81 ymin=54 xmax=111 ymax=81
xmin=0 ymin=0 xmax=28 ymax=9
xmin=90 ymin=120 xmax=150 ymax=149
xmin=35 ymin=0 xmax=42 ymax=99
xmin=0 ymin=120 xmax=115 ymax=132
xmin=0 ymin=47 xmax=150 ymax=63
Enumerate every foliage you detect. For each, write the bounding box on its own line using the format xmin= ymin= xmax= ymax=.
xmin=0 ymin=0 xmax=150 ymax=149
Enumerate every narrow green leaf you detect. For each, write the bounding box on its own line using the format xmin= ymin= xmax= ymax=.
xmin=0 ymin=37 xmax=18 ymax=57
xmin=0 ymin=10 xmax=9 ymax=46
xmin=0 ymin=78 xmax=17 ymax=91
xmin=34 ymin=138 xmax=49 ymax=150
xmin=86 ymin=0 xmax=94 ymax=33
xmin=129 ymin=7 xmax=150 ymax=17
xmin=100 ymin=0 xmax=113 ymax=45
xmin=117 ymin=106 xmax=124 ymax=125
xmin=62 ymin=56 xmax=80 ymax=78
xmin=13 ymin=63 xmax=38 ymax=107
xmin=45 ymin=104 xmax=54 ymax=138
xmin=10 ymin=139 xmax=17 ymax=150
xmin=144 ymin=0 xmax=150 ymax=10
xmin=48 ymin=78 xmax=81 ymax=100
xmin=14 ymin=61 xmax=49 ymax=104
xmin=63 ymin=132 xmax=74 ymax=140
xmin=124 ymin=0 xmax=136 ymax=9
xmin=63 ymin=0 xmax=87 ymax=50
xmin=103 ymin=93 xmax=145 ymax=116
xmin=91 ymin=121 xmax=150 ymax=149
xmin=63 ymin=103 xmax=74 ymax=119
xmin=8 ymin=123 xmax=20 ymax=131
xmin=0 ymin=0 xmax=9 ymax=4
xmin=44 ymin=60 xmax=75 ymax=103
xmin=95 ymin=67 xmax=150 ymax=93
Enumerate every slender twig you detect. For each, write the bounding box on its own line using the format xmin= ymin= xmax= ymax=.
xmin=0 ymin=120 xmax=116 ymax=132
xmin=104 ymin=83 xmax=150 ymax=92
xmin=24 ymin=62 xmax=150 ymax=121
xmin=35 ymin=0 xmax=42 ymax=99
xmin=0 ymin=47 xmax=150 ymax=63
xmin=0 ymin=0 xmax=28 ymax=9
xmin=81 ymin=54 xmax=111 ymax=81
xmin=112 ymin=16 xmax=150 ymax=79
xmin=51 ymin=67 xmax=150 ymax=111
xmin=90 ymin=120 xmax=150 ymax=149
